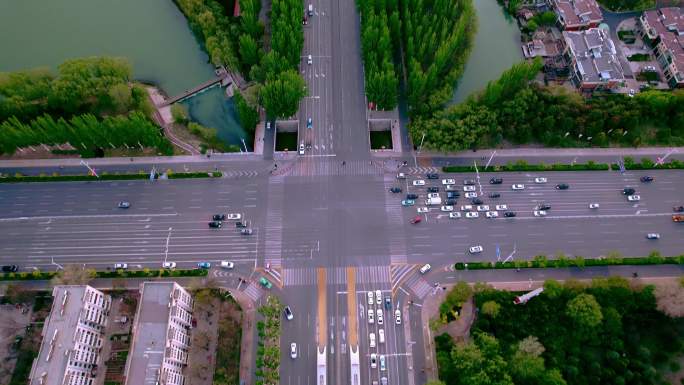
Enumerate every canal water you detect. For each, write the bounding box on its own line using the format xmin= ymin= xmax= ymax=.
xmin=451 ymin=0 xmax=524 ymax=104
xmin=0 ymin=0 xmax=245 ymax=146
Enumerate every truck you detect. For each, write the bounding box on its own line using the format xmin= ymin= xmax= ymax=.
xmin=673 ymin=214 xmax=684 ymax=222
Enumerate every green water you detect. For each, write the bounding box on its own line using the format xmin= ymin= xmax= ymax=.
xmin=451 ymin=0 xmax=524 ymax=104
xmin=0 ymin=0 xmax=245 ymax=145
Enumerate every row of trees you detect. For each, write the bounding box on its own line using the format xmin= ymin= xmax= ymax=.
xmin=410 ymin=60 xmax=684 ymax=151
xmin=256 ymin=295 xmax=282 ymax=385
xmin=436 ymin=277 xmax=684 ymax=385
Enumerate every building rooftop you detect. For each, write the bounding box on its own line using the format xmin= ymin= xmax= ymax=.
xmin=553 ymin=0 xmax=603 ymax=29
xmin=126 ymin=282 xmax=176 ymax=385
xmin=643 ymin=8 xmax=684 ymax=73
xmin=563 ymin=28 xmax=625 ymax=84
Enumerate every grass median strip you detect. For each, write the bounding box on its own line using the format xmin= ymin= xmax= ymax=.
xmin=454 ymin=252 xmax=684 ymax=270
xmin=0 ymin=171 xmax=222 ymax=183
xmin=0 ymin=268 xmax=208 ymax=281
xmin=442 ymin=161 xmax=609 ymax=173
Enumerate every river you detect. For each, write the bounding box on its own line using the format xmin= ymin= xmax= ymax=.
xmin=0 ymin=0 xmax=245 ymax=146
xmin=451 ymin=0 xmax=524 ymax=104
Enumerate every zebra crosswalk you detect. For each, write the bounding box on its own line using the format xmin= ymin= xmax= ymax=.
xmin=264 ymin=177 xmax=284 ymax=268
xmin=389 ymin=264 xmax=415 ymax=292
xmin=282 ymin=266 xmax=391 ymax=287
xmin=289 ymin=159 xmax=386 ymax=177
xmin=403 ymin=272 xmax=433 ymax=300
xmin=242 ymin=282 xmax=263 ymax=302
xmin=384 ymin=175 xmax=408 ymax=264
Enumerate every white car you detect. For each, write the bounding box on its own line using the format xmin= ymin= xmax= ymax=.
xmin=469 ymin=245 xmax=483 ymax=254
xmin=413 ymin=180 xmax=426 ymax=186
xmin=419 ymin=264 xmax=431 ymax=274
xmin=486 ymin=211 xmax=499 ymax=218
xmin=299 ymin=143 xmax=305 ymax=155
xmin=449 ymin=212 xmax=461 ymax=219
xmin=463 ymin=185 xmax=476 ymax=192
xmin=534 ymin=210 xmax=547 ymax=217
xmin=162 ymin=261 xmax=177 ymax=269
xmin=380 ymin=354 xmax=386 ymax=371
xmin=442 ymin=179 xmax=456 ymax=185
xmin=465 ymin=212 xmax=479 ymax=219
xmin=368 ymin=309 xmax=375 ymax=324
xmin=367 ymin=291 xmax=374 ymax=305
xmin=512 ymin=184 xmax=525 ymax=190
xmin=290 ymin=343 xmax=297 ymax=359
xmin=220 ymin=261 xmax=235 ymax=269
xmin=369 ymin=332 xmax=376 ymax=348
xmin=226 ymin=213 xmax=241 ymax=220
xmin=476 ymin=205 xmax=490 ymax=212
xmin=377 ymin=309 xmax=384 ymax=324
xmin=396 ymin=173 xmax=406 ymax=179
xmin=417 ymin=207 xmax=428 ymax=213
xmin=628 ymin=195 xmax=641 ymax=201
xmin=307 ymin=54 xmax=313 ymax=65
xmin=114 ymin=263 xmax=128 ymax=270
xmin=445 ymin=184 xmax=459 ymax=191
xmin=646 ymin=233 xmax=660 ymax=239
xmin=464 ymin=192 xmax=477 ymax=198
xmin=461 ymin=205 xmax=473 ymax=211
xmin=376 ymin=290 xmax=382 ymax=305
xmin=440 ymin=205 xmax=454 ymax=212
xmin=370 ymin=353 xmax=378 ymax=368
xmin=534 ymin=177 xmax=547 ymax=184
xmin=378 ymin=329 xmax=385 ymax=344
xmin=589 ymin=203 xmax=600 ymax=209
xmin=427 ymin=193 xmax=439 ymax=199
xmin=394 ymin=309 xmax=401 ymax=325
xmin=495 ymin=204 xmax=508 ymax=210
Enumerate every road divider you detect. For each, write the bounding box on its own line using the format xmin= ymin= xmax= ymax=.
xmin=0 ymin=267 xmax=208 ymax=281
xmin=454 ymin=252 xmax=684 ymax=270
xmin=442 ymin=161 xmax=609 ymax=173
xmin=0 ymin=171 xmax=223 ymax=183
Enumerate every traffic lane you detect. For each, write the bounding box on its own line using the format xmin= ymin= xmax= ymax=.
xmin=357 ymin=280 xmax=396 ymax=384
xmin=430 ymin=152 xmax=684 ymax=167
xmin=280 ymin=286 xmax=317 ymax=385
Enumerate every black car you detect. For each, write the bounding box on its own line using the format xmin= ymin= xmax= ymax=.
xmin=555 ymin=183 xmax=569 ymax=190
xmin=213 ymin=214 xmax=226 ymax=221
xmin=208 ymin=221 xmax=222 ymax=228
xmin=1 ymin=265 xmax=18 ymax=273
xmin=640 ymin=176 xmax=654 ymax=183
xmin=489 ymin=192 xmax=501 ymax=199
xmin=471 ymin=198 xmax=484 ymax=205
xmin=384 ymin=296 xmax=392 ymax=310
xmin=426 ymin=173 xmax=439 ymax=179
xmin=463 ymin=179 xmax=476 ymax=185
xmin=489 ymin=177 xmax=503 ymax=184
xmin=536 ymin=203 xmax=551 ymax=211
xmin=503 ymin=211 xmax=517 ymax=218
xmin=406 ymin=193 xmax=419 ymax=200
xmin=447 ymin=192 xmax=460 ymax=199
xmin=389 ymin=187 xmax=402 ymax=193
xmin=623 ymin=187 xmax=636 ymax=195
xmin=236 ymin=221 xmax=249 ymax=228
xmin=674 ymin=206 xmax=684 ymax=212
xmin=427 ymin=187 xmax=439 ymax=193
xmin=445 ymin=198 xmax=457 ymax=205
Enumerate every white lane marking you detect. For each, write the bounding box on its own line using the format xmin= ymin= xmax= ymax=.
xmin=26 ymin=250 xmax=258 ymax=258
xmin=0 ymin=213 xmax=178 ymax=222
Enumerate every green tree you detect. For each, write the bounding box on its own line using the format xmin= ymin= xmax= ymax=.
xmin=481 ymin=300 xmax=501 ymax=318
xmin=51 ymin=264 xmax=97 ymax=285
xmin=260 ymin=70 xmax=306 ymax=118
xmin=171 ymin=104 xmax=189 ymax=124
xmin=450 ymin=333 xmax=514 ymax=385
xmin=108 ymin=83 xmax=132 ymax=113
xmin=566 ymin=293 xmax=603 ymax=330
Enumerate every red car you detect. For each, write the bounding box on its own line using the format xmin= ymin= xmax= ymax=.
xmin=410 ymin=216 xmax=422 ymax=224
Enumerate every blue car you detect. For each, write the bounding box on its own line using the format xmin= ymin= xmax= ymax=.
xmin=401 ymin=199 xmax=415 ymax=207
xmin=197 ymin=262 xmax=211 ymax=269
xmin=307 ymin=118 xmax=313 ymax=129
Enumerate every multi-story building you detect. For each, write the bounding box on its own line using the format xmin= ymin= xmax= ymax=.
xmin=124 ymin=282 xmax=194 ymax=385
xmin=637 ymin=7 xmax=684 ymax=88
xmin=29 ymin=285 xmax=112 ymax=385
xmin=549 ymin=0 xmax=603 ymax=30
xmin=562 ymin=28 xmax=625 ymax=90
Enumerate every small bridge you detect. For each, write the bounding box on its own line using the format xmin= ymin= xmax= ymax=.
xmin=161 ymin=67 xmax=237 ymax=106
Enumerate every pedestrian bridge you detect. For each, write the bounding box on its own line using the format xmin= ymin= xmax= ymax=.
xmin=160 ymin=66 xmax=235 ymax=106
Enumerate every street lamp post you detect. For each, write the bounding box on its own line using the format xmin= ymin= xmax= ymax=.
xmin=414 ymin=132 xmax=426 ymax=167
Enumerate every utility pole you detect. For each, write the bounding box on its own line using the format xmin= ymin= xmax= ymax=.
xmin=484 ymin=151 xmax=496 ymax=170
xmin=79 ymin=160 xmax=99 ymax=178
xmin=474 ymin=160 xmax=483 ymax=196
xmin=51 ymin=257 xmax=64 ymax=271
xmin=502 ymin=242 xmax=517 ymax=264
xmin=162 ymin=227 xmax=172 ymax=271
xmin=241 ymin=138 xmax=248 ymax=153
xmin=414 ymin=132 xmax=426 ymax=167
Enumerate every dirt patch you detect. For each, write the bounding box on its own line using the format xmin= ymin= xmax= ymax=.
xmin=0 ymin=304 xmax=31 ymax=385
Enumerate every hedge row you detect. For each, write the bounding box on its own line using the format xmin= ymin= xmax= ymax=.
xmin=442 ymin=161 xmax=609 ymax=173
xmin=454 ymin=253 xmax=684 ymax=270
xmin=0 ymin=171 xmax=222 ymax=183
xmin=0 ymin=268 xmax=209 ymax=281
xmin=613 ymin=158 xmax=684 ymax=170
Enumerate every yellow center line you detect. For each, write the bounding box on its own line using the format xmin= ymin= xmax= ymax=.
xmin=317 ymin=267 xmax=327 ymax=349
xmin=346 ymin=267 xmax=358 ymax=347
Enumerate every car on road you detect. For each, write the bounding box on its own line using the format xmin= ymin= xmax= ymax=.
xmin=395 ymin=309 xmax=401 ymax=325
xmin=449 ymin=212 xmax=461 ymax=219
xmin=445 ymin=198 xmax=457 ymax=206
xmin=536 ymin=203 xmax=551 ymax=211
xmin=285 ymin=306 xmax=294 ymax=320
xmin=241 ymin=228 xmax=253 ymax=235
xmin=534 ymin=210 xmax=547 ymax=217
xmin=419 ymin=264 xmax=431 ymax=274
xmin=445 ymin=184 xmax=459 ymax=191
xmin=117 ymin=201 xmax=130 ymax=209
xmin=368 ymin=309 xmax=375 ymax=324
xmin=623 ymin=187 xmax=636 ymax=195
xmin=410 ymin=216 xmax=422 ymax=224
xmin=461 ymin=205 xmax=473 ymax=211
xmin=377 ymin=309 xmax=384 ymax=324
xmin=504 ymin=211 xmax=516 ymax=218
xmin=213 ymin=214 xmax=226 ymax=221
xmin=427 ymin=187 xmax=439 ymax=193
xmin=307 ymin=118 xmax=313 ymax=129
xmin=646 ymin=233 xmax=660 ymax=239
xmin=555 ymin=183 xmax=569 ymax=190
xmin=486 ymin=211 xmax=498 ymax=218
xmin=307 ymin=54 xmax=313 ymax=64
xmin=299 ymin=143 xmax=305 ymax=155
xmin=380 ymin=355 xmax=386 ymax=371
xmin=381 ymin=377 xmax=388 ymax=385
xmin=389 ymin=187 xmax=402 ymax=193
xmin=427 ymin=193 xmax=439 ymax=199
xmin=163 ymin=262 xmax=177 ymax=269
xmin=463 ymin=185 xmax=476 ymax=192
xmin=235 ymin=220 xmax=249 ymax=228
xmin=290 ymin=343 xmax=298 ymax=359
xmin=209 ymin=221 xmax=222 ymax=228
xmin=476 ymin=205 xmax=490 ymax=212
xmin=471 ymin=197 xmax=483 ymax=205
xmin=465 ymin=212 xmax=479 ymax=219
xmin=627 ymin=195 xmax=641 ymax=201
xmin=1 ymin=265 xmax=18 ymax=273
xmin=367 ymin=291 xmax=374 ymax=305
xmin=589 ymin=203 xmax=600 ymax=209
xmin=426 ymin=173 xmax=439 ymax=179
xmin=440 ymin=205 xmax=454 ymax=212
xmin=640 ymin=176 xmax=654 ymax=183
xmin=469 ymin=245 xmax=483 ymax=254
xmin=227 ymin=213 xmax=241 ymax=220
xmin=417 ymin=207 xmax=428 ymax=213
xmin=512 ymin=184 xmax=525 ymax=190
xmin=463 ymin=179 xmax=476 ymax=185
xmin=376 ymin=290 xmax=382 ymax=304
xmin=495 ymin=204 xmax=507 ymax=211
xmin=220 ymin=261 xmax=234 ymax=269
xmin=406 ymin=193 xmax=418 ymax=200
xmin=369 ymin=332 xmax=376 ymax=348
xmin=673 ymin=206 xmax=684 ymax=212
xmin=114 ymin=263 xmax=128 ymax=270
xmin=259 ymin=277 xmax=273 ymax=289
xmin=266 ymin=121 xmax=272 ymax=130
xmin=401 ymin=199 xmax=416 ymax=207
xmin=465 ymin=192 xmax=477 ymax=198
xmin=413 ymin=180 xmax=426 ymax=186
xmin=197 ymin=262 xmax=211 ymax=269
xmin=489 ymin=192 xmax=501 ymax=198
xmin=379 ymin=329 xmax=385 ymax=343
xmin=534 ymin=177 xmax=547 ymax=184
xmin=489 ymin=177 xmax=503 ymax=184
xmin=447 ymin=191 xmax=460 ymax=199
xmin=370 ymin=353 xmax=378 ymax=368
xmin=442 ymin=179 xmax=456 ymax=185
xmin=384 ymin=296 xmax=391 ymax=310
xmin=396 ymin=173 xmax=406 ymax=179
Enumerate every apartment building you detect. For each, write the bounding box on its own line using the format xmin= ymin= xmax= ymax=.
xmin=124 ymin=282 xmax=194 ymax=385
xmin=29 ymin=285 xmax=112 ymax=385
xmin=562 ymin=28 xmax=625 ymax=90
xmin=549 ymin=0 xmax=603 ymax=30
xmin=638 ymin=7 xmax=684 ymax=88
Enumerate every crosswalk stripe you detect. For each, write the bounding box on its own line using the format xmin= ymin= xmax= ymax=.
xmin=243 ymin=282 xmax=262 ymax=302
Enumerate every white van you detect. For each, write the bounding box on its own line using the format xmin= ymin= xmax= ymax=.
xmin=308 ymin=4 xmax=313 ymax=16
xmin=369 ymin=332 xmax=376 ymax=348
xmin=378 ymin=329 xmax=385 ymax=344
xmin=419 ymin=264 xmax=431 ymax=274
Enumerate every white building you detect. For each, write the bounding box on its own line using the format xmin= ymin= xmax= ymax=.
xmin=29 ymin=285 xmax=112 ymax=385
xmin=124 ymin=282 xmax=194 ymax=385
